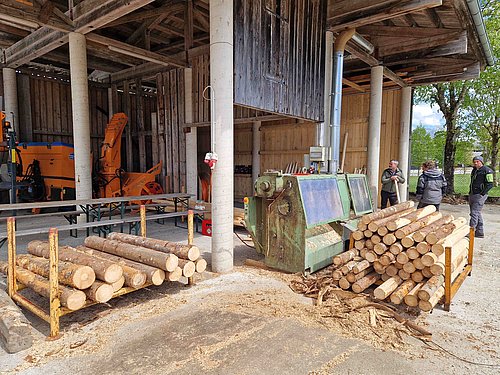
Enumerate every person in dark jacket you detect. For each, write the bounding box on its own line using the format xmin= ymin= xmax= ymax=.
xmin=380 ymin=160 xmax=405 ymax=209
xmin=469 ymin=156 xmax=494 ymax=238
xmin=416 ymin=160 xmax=447 ymax=211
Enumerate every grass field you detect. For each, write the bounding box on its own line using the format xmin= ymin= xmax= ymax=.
xmin=409 ymin=174 xmax=500 ymax=197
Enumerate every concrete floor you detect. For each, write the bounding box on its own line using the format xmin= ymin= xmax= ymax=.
xmin=0 ymin=203 xmax=499 ymax=374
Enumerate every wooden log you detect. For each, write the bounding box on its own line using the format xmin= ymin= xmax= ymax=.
xmin=84 ymin=236 xmax=179 ymax=272
xmin=418 ymin=275 xmax=444 ymax=301
xmin=339 ymin=277 xmax=351 ymax=290
xmin=361 ymin=201 xmax=415 ymax=224
xmin=354 ymin=240 xmax=365 ymax=250
xmin=75 ymin=246 xmax=149 ymax=288
xmin=411 ymin=271 xmax=424 ymax=283
xmin=396 ymin=252 xmax=409 ymax=264
xmin=341 ymin=260 xmax=358 ymax=275
xmin=419 ymin=286 xmax=445 ymax=312
xmin=400 ymin=234 xmax=415 ymax=248
xmin=379 ymin=252 xmax=395 ymax=266
xmin=390 ymin=279 xmax=416 ymax=305
xmin=357 ymin=221 xmax=368 ymax=231
xmin=422 ymin=267 xmax=433 ymax=278
xmin=346 ymin=267 xmax=373 ymax=283
xmin=374 ymin=243 xmax=388 ymax=255
xmin=76 ymin=246 xmax=164 ymax=286
xmin=332 ymin=270 xmax=343 ymax=280
xmin=352 ymin=230 xmax=364 ymax=241
xmin=413 ymin=257 xmax=425 ymax=270
xmin=363 ymin=229 xmax=373 ymax=238
xmin=365 ymin=239 xmax=374 ymax=250
xmin=165 ymin=267 xmax=182 ymax=282
xmin=333 ymin=249 xmax=358 ymax=266
xmin=404 ymin=282 xmax=424 ymax=307
xmin=416 ymin=242 xmax=431 ymax=255
xmin=178 ymin=259 xmax=196 ymax=278
xmin=107 ymin=232 xmax=200 ymax=261
xmin=195 ymin=258 xmax=207 ymax=273
xmin=84 ymin=281 xmax=114 ymax=303
xmin=381 ymin=273 xmax=391 ymax=282
xmin=403 ymin=261 xmax=416 ymax=274
xmin=394 ymin=261 xmax=404 ymax=270
xmin=359 ymin=248 xmax=369 ymax=259
xmin=407 ymin=247 xmax=420 ymax=260
xmin=425 ymin=217 xmax=467 ymax=245
xmin=382 ymin=233 xmax=397 ymax=246
xmin=353 ymin=260 xmax=371 ymax=274
xmin=27 ymin=240 xmax=123 ymax=284
xmin=377 ymin=226 xmax=389 ymax=237
xmin=373 ymin=261 xmax=387 ymax=274
xmin=412 ymin=215 xmax=454 ymax=242
xmin=374 ymin=276 xmax=402 ymax=300
xmin=385 ymin=264 xmax=399 ymax=277
xmin=364 ymin=251 xmax=378 ymax=262
xmin=110 ymin=276 xmax=125 ymax=292
xmin=351 ymin=272 xmax=380 ymax=293
xmin=371 ymin=235 xmax=382 ymax=244
xmin=0 ymin=263 xmax=86 ymax=311
xmin=386 ymin=206 xmax=436 ymax=232
xmin=422 ymin=252 xmax=439 ymax=267
xmin=368 ymin=207 xmax=417 ymax=232
xmin=16 ymin=254 xmax=95 ymax=290
xmin=395 ymin=212 xmax=442 ymax=239
xmin=398 ymin=269 xmax=411 ymax=280
xmin=431 ymin=224 xmax=470 ymax=256
xmin=389 ymin=243 xmax=403 ymax=255
xmin=430 ymin=238 xmax=469 ymax=276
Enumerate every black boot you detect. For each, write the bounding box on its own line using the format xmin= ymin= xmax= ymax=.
xmin=475 ymin=230 xmax=484 ymax=238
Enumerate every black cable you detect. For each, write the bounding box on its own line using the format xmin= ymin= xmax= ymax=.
xmin=418 ymin=337 xmax=500 ymax=368
xmin=234 ymin=230 xmax=255 ymax=249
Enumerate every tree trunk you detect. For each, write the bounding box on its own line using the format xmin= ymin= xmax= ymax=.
xmin=16 ymin=254 xmax=95 ymax=290
xmin=443 ymin=121 xmax=457 ymax=194
xmin=491 ymin=129 xmax=498 ymax=186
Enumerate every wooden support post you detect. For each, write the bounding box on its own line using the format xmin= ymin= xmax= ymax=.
xmin=468 ymin=227 xmax=474 ymax=275
xmin=444 ymin=246 xmax=452 ymax=312
xmin=349 ymin=233 xmax=354 ymax=250
xmin=48 ymin=228 xmax=61 ymax=339
xmin=7 ymin=217 xmax=17 ymax=296
xmin=140 ymin=205 xmax=146 ymax=237
xmin=188 ymin=210 xmax=195 ymax=285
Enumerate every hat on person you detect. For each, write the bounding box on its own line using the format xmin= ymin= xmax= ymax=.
xmin=472 ymin=156 xmax=484 ymax=163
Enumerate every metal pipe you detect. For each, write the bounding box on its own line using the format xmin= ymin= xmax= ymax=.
xmin=352 ymin=32 xmax=374 ymax=54
xmin=329 ymin=29 xmax=355 ymax=174
xmin=465 ymin=0 xmax=495 ymax=66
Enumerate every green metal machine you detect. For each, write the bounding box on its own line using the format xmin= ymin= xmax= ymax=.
xmin=244 ymin=172 xmax=373 ymax=273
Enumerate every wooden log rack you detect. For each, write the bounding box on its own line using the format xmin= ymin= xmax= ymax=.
xmin=347 ymin=226 xmax=475 ymax=311
xmin=5 ymin=207 xmax=196 ymax=338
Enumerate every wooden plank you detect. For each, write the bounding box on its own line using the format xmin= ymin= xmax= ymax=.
xmin=123 ymin=81 xmax=133 ymax=171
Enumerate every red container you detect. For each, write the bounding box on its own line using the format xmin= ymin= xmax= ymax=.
xmin=201 ymin=219 xmax=212 ymax=236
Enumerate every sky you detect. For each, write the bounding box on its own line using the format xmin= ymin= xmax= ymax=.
xmin=412 ymin=103 xmax=445 ymax=135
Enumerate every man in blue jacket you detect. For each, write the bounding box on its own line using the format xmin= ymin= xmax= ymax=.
xmin=469 ymin=156 xmax=494 ymax=238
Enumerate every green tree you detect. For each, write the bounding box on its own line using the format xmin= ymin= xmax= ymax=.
xmin=411 ymin=125 xmax=434 ymax=167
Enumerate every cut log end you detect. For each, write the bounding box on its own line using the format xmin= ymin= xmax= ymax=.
xmin=166 ymin=267 xmax=182 ymax=282
xmin=63 ymin=290 xmax=87 ymax=311
xmin=103 ymin=264 xmax=124 ymax=284
xmin=151 ymin=269 xmax=166 ymax=285
xmin=187 ymin=246 xmax=201 ymax=261
xmin=195 ymin=258 xmax=207 ymax=273
xmin=110 ymin=276 xmax=125 ymax=292
xmin=165 ymin=254 xmax=180 ymax=272
xmin=72 ymin=266 xmax=96 ymax=290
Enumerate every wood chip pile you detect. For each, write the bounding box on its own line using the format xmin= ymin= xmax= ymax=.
xmin=0 ymin=233 xmax=206 ymax=311
xmin=333 ymin=201 xmax=470 ymax=311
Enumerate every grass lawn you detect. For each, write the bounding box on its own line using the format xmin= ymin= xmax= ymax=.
xmin=409 ymin=175 xmax=500 ymax=197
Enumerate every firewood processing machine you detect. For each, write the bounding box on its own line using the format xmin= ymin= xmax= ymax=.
xmin=244 ymin=172 xmax=373 ymax=273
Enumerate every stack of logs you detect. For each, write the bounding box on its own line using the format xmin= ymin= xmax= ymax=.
xmin=332 ymin=201 xmax=470 ymax=311
xmin=0 ymin=233 xmax=206 ymax=311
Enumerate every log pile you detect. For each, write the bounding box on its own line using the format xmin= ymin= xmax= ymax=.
xmin=0 ymin=233 xmax=206 ymax=310
xmin=333 ymin=202 xmax=470 ymax=311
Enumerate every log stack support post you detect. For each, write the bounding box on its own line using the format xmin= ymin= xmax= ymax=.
xmin=140 ymin=205 xmax=146 ymax=237
xmin=443 ymin=228 xmax=475 ymax=311
xmin=187 ymin=210 xmax=195 ymax=286
xmin=48 ymin=229 xmax=61 ymax=339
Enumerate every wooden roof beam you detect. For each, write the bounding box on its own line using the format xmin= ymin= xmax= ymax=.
xmin=328 ymin=0 xmax=442 ymax=32
xmin=357 ymin=25 xmax=450 ymax=38
xmin=378 ymin=31 xmax=466 ymax=57
xmin=342 ymin=78 xmax=366 ymax=92
xmin=426 ymin=8 xmax=443 ymax=28
xmin=86 ymin=33 xmax=187 ymax=68
xmin=103 ymin=1 xmax=183 ymax=28
xmin=383 ymin=67 xmax=408 ymax=87
xmin=1 ymin=0 xmax=154 ymax=68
